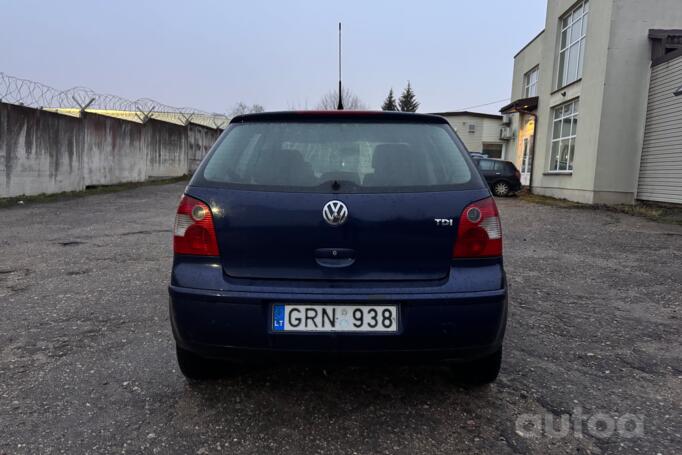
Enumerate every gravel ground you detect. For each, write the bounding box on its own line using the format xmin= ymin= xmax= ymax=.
xmin=0 ymin=182 xmax=680 ymax=455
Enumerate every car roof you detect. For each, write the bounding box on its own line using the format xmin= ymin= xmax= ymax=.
xmin=477 ymin=158 xmax=514 ymax=165
xmin=230 ymin=110 xmax=449 ymax=124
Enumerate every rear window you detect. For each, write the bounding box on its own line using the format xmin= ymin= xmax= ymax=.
xmin=196 ymin=122 xmax=479 ymax=192
xmin=477 ymin=159 xmax=506 ymax=171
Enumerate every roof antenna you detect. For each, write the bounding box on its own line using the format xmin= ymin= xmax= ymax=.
xmin=337 ymin=22 xmax=344 ymax=110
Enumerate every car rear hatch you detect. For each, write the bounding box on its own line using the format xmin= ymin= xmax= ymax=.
xmin=188 ymin=187 xmax=488 ymax=281
xmin=188 ymin=112 xmax=489 ymax=282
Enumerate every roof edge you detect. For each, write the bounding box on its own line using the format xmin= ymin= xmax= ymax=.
xmin=514 ymin=30 xmax=545 ymax=58
xmin=648 ymin=29 xmax=682 ymax=38
xmin=430 ymin=110 xmax=503 ymax=120
xmin=230 ymin=110 xmax=449 ymax=124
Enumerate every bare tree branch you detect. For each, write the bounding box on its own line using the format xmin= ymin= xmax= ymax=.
xmin=230 ymin=102 xmax=265 ymax=116
xmin=316 ymin=87 xmax=367 ymax=110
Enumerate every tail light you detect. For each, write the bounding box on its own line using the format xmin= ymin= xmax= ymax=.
xmin=173 ymin=195 xmax=219 ymax=256
xmin=453 ymin=197 xmax=502 ymax=258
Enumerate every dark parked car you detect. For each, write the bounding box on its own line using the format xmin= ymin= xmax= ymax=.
xmin=169 ymin=111 xmax=507 ymax=384
xmin=472 ymin=158 xmax=522 ymax=197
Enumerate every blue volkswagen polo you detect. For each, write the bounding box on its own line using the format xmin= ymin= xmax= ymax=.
xmin=169 ymin=111 xmax=507 ymax=384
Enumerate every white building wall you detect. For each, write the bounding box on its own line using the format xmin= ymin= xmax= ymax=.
xmin=511 ymin=32 xmax=544 ymax=101
xmin=517 ymin=0 xmax=682 ymax=204
xmin=480 ymin=118 xmax=504 ymax=154
xmin=593 ymin=0 xmax=682 ymax=204
xmin=439 ymin=114 xmax=506 ymax=157
xmin=531 ymin=0 xmax=613 ymax=204
xmin=508 ymin=33 xmax=543 ymax=173
xmin=447 ymin=115 xmax=483 ymax=151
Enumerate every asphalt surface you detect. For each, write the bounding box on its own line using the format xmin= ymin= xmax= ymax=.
xmin=1 ymin=182 xmax=680 ymax=455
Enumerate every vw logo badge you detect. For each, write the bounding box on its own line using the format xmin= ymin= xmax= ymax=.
xmin=322 ymin=200 xmax=348 ymax=226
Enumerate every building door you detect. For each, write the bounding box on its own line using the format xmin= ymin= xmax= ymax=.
xmin=521 ymin=137 xmax=531 ymax=186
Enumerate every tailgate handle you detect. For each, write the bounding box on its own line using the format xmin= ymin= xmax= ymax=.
xmin=314 ymin=248 xmax=356 ymax=268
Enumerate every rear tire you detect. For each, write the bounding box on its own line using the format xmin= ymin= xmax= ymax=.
xmin=451 ymin=349 xmax=502 ymax=385
xmin=176 ymin=345 xmax=223 ymax=380
xmin=492 ymin=181 xmax=511 ymax=197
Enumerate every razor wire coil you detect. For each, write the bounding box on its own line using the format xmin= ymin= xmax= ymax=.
xmin=0 ymin=72 xmax=229 ymax=129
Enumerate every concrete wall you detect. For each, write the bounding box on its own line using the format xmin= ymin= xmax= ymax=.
xmin=0 ymin=103 xmax=85 ymax=197
xmin=0 ymin=102 xmax=221 ymax=198
xmin=188 ymin=124 xmax=221 ymax=173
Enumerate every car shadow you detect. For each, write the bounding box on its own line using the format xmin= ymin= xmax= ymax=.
xmin=183 ymin=362 xmax=493 ymax=405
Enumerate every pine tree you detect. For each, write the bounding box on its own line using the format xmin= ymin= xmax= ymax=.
xmin=381 ymin=88 xmax=398 ymax=111
xmin=398 ymin=81 xmax=420 ymax=112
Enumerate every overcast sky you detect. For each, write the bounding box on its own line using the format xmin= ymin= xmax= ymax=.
xmin=2 ymin=0 xmax=547 ymax=115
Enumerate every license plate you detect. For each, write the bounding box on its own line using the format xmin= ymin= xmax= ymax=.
xmin=272 ymin=304 xmax=398 ymax=332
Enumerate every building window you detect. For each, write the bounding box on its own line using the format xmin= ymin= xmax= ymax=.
xmin=549 ymin=99 xmax=579 ymax=172
xmin=557 ymin=0 xmax=589 ymax=88
xmin=468 ymin=123 xmax=476 ymax=134
xmin=482 ymin=143 xmax=503 ymax=159
xmin=524 ymin=67 xmax=539 ymax=97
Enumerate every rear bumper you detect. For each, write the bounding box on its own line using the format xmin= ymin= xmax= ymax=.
xmin=169 ymin=284 xmax=508 ymax=363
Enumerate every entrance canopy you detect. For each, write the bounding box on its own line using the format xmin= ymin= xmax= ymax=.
xmin=500 ymin=96 xmax=539 ymax=114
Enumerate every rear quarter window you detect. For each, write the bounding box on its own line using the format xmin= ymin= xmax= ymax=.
xmin=196 ymin=121 xmax=483 ymax=193
xmin=478 ymin=159 xmax=495 ymax=171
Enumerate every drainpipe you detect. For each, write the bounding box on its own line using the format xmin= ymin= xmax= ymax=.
xmin=516 ymin=108 xmax=538 ymax=192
